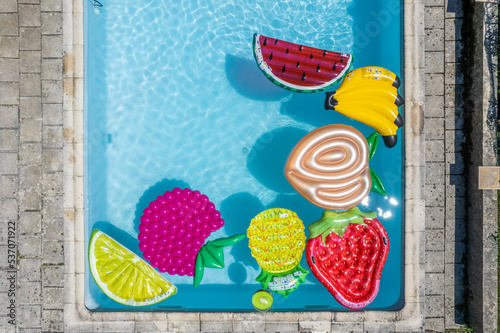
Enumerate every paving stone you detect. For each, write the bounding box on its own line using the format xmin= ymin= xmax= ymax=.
xmin=19 ymin=233 xmax=42 ymax=257
xmin=19 ymin=51 xmax=41 ymax=73
xmin=445 ymin=0 xmax=463 ymax=18
xmin=41 ymin=287 xmax=62 ymax=310
xmin=41 ymin=309 xmax=63 ymax=332
xmin=42 ymin=240 xmax=64 ymax=264
xmin=446 ymin=195 xmax=466 ymax=220
xmin=0 ymin=129 xmax=18 ymax=151
xmin=445 ymin=218 xmax=466 ymax=242
xmin=42 ymin=148 xmax=62 ymax=171
xmin=41 ymin=218 xmax=63 ymax=240
xmin=425 ymin=317 xmax=445 ymax=332
xmin=20 ymin=143 xmax=41 ymax=165
xmin=19 ymin=4 xmax=41 ymax=27
xmin=425 ymin=29 xmax=444 ymax=51
xmin=20 ymin=118 xmax=42 ymax=142
xmin=0 ymin=82 xmax=20 ymax=104
xmin=42 ymin=103 xmax=62 ymax=125
xmin=425 ymin=51 xmax=444 ymax=74
xmin=0 ymin=13 xmax=19 ymax=36
xmin=331 ymin=322 xmax=363 ymax=333
xmin=425 ymin=140 xmax=445 ymax=162
xmin=18 ymin=305 xmax=41 ymax=328
xmin=18 ymin=329 xmax=41 ymax=333
xmin=445 ymin=84 xmax=465 ymax=109
xmin=41 ymin=58 xmax=62 ymax=80
xmin=425 ymin=251 xmax=445 ymax=273
xmin=425 ymin=184 xmax=445 ymax=207
xmin=0 ymin=175 xmax=17 ymax=198
xmin=0 ymin=59 xmax=19 ymax=81
xmin=0 ymin=0 xmax=18 ymax=13
xmin=446 ymin=151 xmax=464 ymax=174
xmin=425 ymin=295 xmax=445 ymax=318
xmin=445 ymin=107 xmax=464 ymax=130
xmin=19 ymin=73 xmax=41 ymax=97
xmin=42 ymin=125 xmax=63 ymax=148
xmin=425 ymin=7 xmax=445 ymax=29
xmin=425 ymin=117 xmax=444 ymax=139
xmin=445 ymin=18 xmax=462 ymax=41
xmin=445 ymin=240 xmax=466 ymax=264
xmin=41 ymin=265 xmax=63 ymax=287
xmin=41 ymin=35 xmax=61 ymax=58
xmin=0 ymin=106 xmax=19 ymax=128
xmin=19 ymin=27 xmax=41 ymax=51
xmin=425 ymin=73 xmax=445 ymax=96
xmin=0 ymin=152 xmax=18 ymax=174
xmin=425 ymin=206 xmax=445 ymax=229
xmin=19 ymin=165 xmax=41 ymax=188
xmin=20 ymin=96 xmax=42 ymax=119
xmin=41 ymin=80 xmax=62 ymax=103
xmin=0 ymin=36 xmax=19 ymax=58
xmin=18 ymin=281 xmax=41 ymax=304
xmin=20 ymin=0 xmax=41 ymax=3
xmin=19 ymin=258 xmax=41 ymax=282
xmin=0 ymin=198 xmax=17 ymax=220
xmin=426 ymin=273 xmax=445 ymax=295
xmin=445 ymin=63 xmax=464 ymax=85
xmin=41 ymin=12 xmax=62 ymax=35
xmin=445 ymin=40 xmax=463 ymax=64
xmin=426 ymin=229 xmax=445 ymax=251
xmin=19 ymin=211 xmax=42 ymax=234
xmin=41 ymin=0 xmax=62 ymax=12
xmin=426 ymin=0 xmax=444 ymax=5
xmin=19 ymin=187 xmax=41 ymax=211
xmin=447 ymin=180 xmax=466 ymax=199
xmin=445 ymin=263 xmax=465 ymax=286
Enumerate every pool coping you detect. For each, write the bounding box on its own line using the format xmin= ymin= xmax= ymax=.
xmin=62 ymin=0 xmax=426 ymax=331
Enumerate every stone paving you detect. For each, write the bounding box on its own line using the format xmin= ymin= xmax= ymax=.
xmin=0 ymin=0 xmax=494 ymax=332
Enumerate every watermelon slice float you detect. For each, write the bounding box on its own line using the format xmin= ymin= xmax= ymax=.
xmin=253 ymin=34 xmax=353 ymax=93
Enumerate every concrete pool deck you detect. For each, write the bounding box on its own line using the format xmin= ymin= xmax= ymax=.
xmin=0 ymin=0 xmax=497 ymax=332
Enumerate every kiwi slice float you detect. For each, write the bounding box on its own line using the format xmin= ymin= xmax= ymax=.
xmin=252 ymin=289 xmax=273 ymax=311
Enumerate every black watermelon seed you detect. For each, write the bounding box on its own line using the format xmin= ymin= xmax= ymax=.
xmin=286 ymin=48 xmax=289 ymax=54
xmin=302 ymin=72 xmax=306 ymax=81
xmin=341 ymin=56 xmax=343 ymax=63
xmin=269 ymin=52 xmax=273 ymax=60
xmin=323 ymin=50 xmax=327 ymax=57
xmin=332 ymin=63 xmax=337 ymax=70
xmin=282 ymin=65 xmax=286 ymax=73
xmin=296 ymin=61 xmax=300 ymax=68
xmin=299 ymin=45 xmax=303 ymax=51
xmin=310 ymin=54 xmax=313 ymax=60
xmin=274 ymin=39 xmax=278 ymax=45
xmin=316 ymin=64 xmax=320 ymax=72
xmin=263 ymin=38 xmax=267 ymax=46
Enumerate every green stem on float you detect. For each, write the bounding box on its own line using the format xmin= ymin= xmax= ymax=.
xmin=369 ymin=167 xmax=387 ymax=196
xmin=256 ymin=264 xmax=309 ymax=298
xmin=193 ymin=234 xmax=245 ymax=288
xmin=366 ymin=131 xmax=380 ymax=161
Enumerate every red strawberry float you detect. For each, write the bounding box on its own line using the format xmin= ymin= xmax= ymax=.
xmin=306 ymin=207 xmax=389 ymax=309
xmin=138 ymin=187 xmax=244 ymax=287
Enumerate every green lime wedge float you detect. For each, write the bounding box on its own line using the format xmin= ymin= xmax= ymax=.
xmin=252 ymin=289 xmax=273 ymax=311
xmin=89 ymin=229 xmax=177 ymax=306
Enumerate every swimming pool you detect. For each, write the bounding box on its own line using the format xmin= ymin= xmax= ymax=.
xmin=84 ymin=0 xmax=404 ymax=311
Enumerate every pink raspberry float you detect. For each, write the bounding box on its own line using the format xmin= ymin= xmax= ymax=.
xmin=138 ymin=188 xmax=225 ymax=277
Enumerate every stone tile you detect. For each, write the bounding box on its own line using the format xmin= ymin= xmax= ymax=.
xmin=18 ymin=329 xmax=42 ymax=333
xmin=445 ymin=263 xmax=465 ymax=286
xmin=445 ymin=130 xmax=465 ymax=152
xmin=445 ymin=84 xmax=464 ymax=108
xmin=43 ymin=148 xmax=62 ymax=171
xmin=425 ymin=140 xmax=445 ymax=162
xmin=18 ymin=305 xmax=41 ymax=328
xmin=42 ymin=309 xmax=63 ymax=332
xmin=425 ymin=52 xmax=444 ymax=74
xmin=41 ymin=287 xmax=62 ymax=309
xmin=19 ymin=211 xmax=42 ymax=234
xmin=425 ymin=184 xmax=445 ymax=207
xmin=42 ymin=240 xmax=64 ymax=264
xmin=426 ymin=273 xmax=445 ymax=295
xmin=0 ymin=175 xmax=17 ymax=198
xmin=331 ymin=322 xmax=363 ymax=333
xmin=0 ymin=152 xmax=18 ymax=174
xmin=425 ymin=29 xmax=444 ymax=51
xmin=425 ymin=251 xmax=444 ymax=273
xmin=20 ymin=118 xmax=42 ymax=142
xmin=425 ymin=73 xmax=445 ymax=96
xmin=445 ymin=0 xmax=463 ymax=18
xmin=426 ymin=229 xmax=445 ymax=251
xmin=0 ymin=36 xmax=19 ymax=58
xmin=0 ymin=106 xmax=19 ymax=128
xmin=19 ymin=73 xmax=41 ymax=97
xmin=0 ymin=13 xmax=19 ymax=36
xmin=425 ymin=207 xmax=445 ymax=229
xmin=0 ymin=198 xmax=17 ymax=220
xmin=0 ymin=0 xmax=18 ymax=13
xmin=41 ymin=0 xmax=62 ymax=12
xmin=446 ymin=196 xmax=466 ymax=220
xmin=42 ymin=172 xmax=62 ymax=194
xmin=425 ymin=7 xmax=445 ymax=29
xmin=42 ymin=103 xmax=62 ymax=125
xmin=19 ymin=27 xmax=41 ymax=51
xmin=425 ymin=317 xmax=444 ymax=332
xmin=19 ymin=4 xmax=41 ymax=27
xmin=425 ymin=295 xmax=445 ymax=318
xmin=42 ymin=125 xmax=63 ymax=148
xmin=0 ymin=129 xmax=18 ymax=151
xmin=19 ymin=187 xmax=41 ymax=211
xmin=18 ymin=281 xmax=41 ymax=304
xmin=425 ymin=117 xmax=444 ymax=139
xmin=445 ymin=239 xmax=466 ymax=264
xmin=0 ymin=82 xmax=20 ymax=104
xmin=41 ymin=12 xmax=62 ymax=35
xmin=20 ymin=143 xmax=41 ymax=165
xmin=446 ymin=153 xmax=464 ymax=175
xmin=445 ymin=40 xmax=463 ymax=64
xmin=41 ymin=58 xmax=62 ymax=80
xmin=20 ymin=96 xmax=42 ymax=119
xmin=41 ymin=218 xmax=63 ymax=240
xmin=19 ymin=258 xmax=41 ymax=282
xmin=445 ymin=107 xmax=464 ymax=130
xmin=19 ymin=233 xmax=42 ymax=257
xmin=41 ymin=80 xmax=62 ymax=103
xmin=19 ymin=51 xmax=41 ymax=73
xmin=445 ymin=63 xmax=464 ymax=85
xmin=41 ymin=35 xmax=62 ymax=58
xmin=0 ymin=59 xmax=19 ymax=81
xmin=41 ymin=265 xmax=63 ymax=287
xmin=445 ymin=18 xmax=462 ymax=41
xmin=20 ymin=0 xmax=41 ymax=3
xmin=447 ymin=175 xmax=466 ymax=197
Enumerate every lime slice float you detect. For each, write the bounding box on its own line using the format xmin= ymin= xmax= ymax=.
xmin=252 ymin=289 xmax=273 ymax=311
xmin=89 ymin=229 xmax=177 ymax=306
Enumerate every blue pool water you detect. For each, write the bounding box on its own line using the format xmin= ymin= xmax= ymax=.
xmin=85 ymin=0 xmax=404 ymax=311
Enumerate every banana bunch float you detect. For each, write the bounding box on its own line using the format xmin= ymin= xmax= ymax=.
xmin=324 ymin=67 xmax=404 ymax=148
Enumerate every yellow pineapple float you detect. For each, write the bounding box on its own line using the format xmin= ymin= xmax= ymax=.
xmin=247 ymin=208 xmax=308 ymax=297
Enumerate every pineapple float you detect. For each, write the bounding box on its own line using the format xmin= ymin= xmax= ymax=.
xmin=247 ymin=208 xmax=308 ymax=297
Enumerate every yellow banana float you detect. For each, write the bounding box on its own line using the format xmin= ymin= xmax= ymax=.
xmin=324 ymin=66 xmax=404 ymax=148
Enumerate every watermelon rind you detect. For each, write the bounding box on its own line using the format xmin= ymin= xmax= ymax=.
xmin=252 ymin=33 xmax=353 ymax=93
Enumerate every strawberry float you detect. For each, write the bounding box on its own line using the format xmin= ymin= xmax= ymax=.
xmin=306 ymin=207 xmax=389 ymax=309
xmin=138 ymin=187 xmax=244 ymax=288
